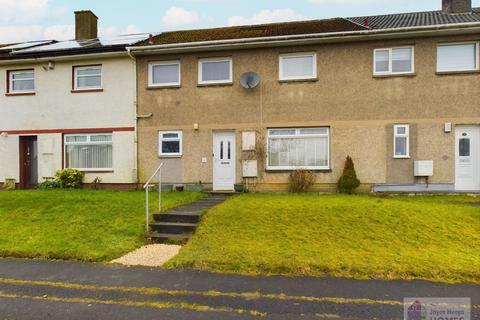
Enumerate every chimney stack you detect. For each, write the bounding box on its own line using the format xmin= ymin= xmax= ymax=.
xmin=75 ymin=10 xmax=98 ymax=40
xmin=442 ymin=0 xmax=472 ymax=14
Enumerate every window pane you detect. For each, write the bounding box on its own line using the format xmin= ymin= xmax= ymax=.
xmin=162 ymin=141 xmax=180 ymax=154
xmin=162 ymin=133 xmax=179 ymax=139
xmin=77 ymin=68 xmax=101 ymax=76
xmin=375 ymin=50 xmax=389 ymax=72
xmin=396 ymin=126 xmax=406 ymax=135
xmin=77 ymin=75 xmax=101 ymax=88
xmin=152 ymin=64 xmax=179 ymax=84
xmin=281 ymin=55 xmax=315 ymax=78
xmin=459 ymin=138 xmax=470 ymax=157
xmin=395 ymin=137 xmax=407 ymax=156
xmin=12 ymin=79 xmax=34 ymax=91
xmin=201 ymin=61 xmax=230 ymax=82
xmin=299 ymin=128 xmax=328 ymax=135
xmin=268 ymin=134 xmax=328 ymax=168
xmin=12 ymin=72 xmax=34 ymax=80
xmin=437 ymin=44 xmax=476 ymax=71
xmin=392 ymin=48 xmax=412 ymax=73
xmin=66 ymin=135 xmax=87 ymax=143
xmin=269 ymin=129 xmax=296 ymax=136
xmin=65 ymin=144 xmax=112 ymax=169
xmin=90 ymin=135 xmax=112 ymax=142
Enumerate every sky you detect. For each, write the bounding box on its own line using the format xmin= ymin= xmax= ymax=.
xmin=2 ymin=0 xmax=480 ymax=43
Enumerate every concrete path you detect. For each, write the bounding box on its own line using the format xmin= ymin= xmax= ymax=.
xmin=0 ymin=258 xmax=478 ymax=319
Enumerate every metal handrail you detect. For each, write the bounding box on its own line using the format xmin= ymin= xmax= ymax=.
xmin=143 ymin=163 xmax=163 ymax=232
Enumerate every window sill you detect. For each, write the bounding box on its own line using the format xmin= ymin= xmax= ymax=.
xmin=159 ymin=155 xmax=182 ymax=158
xmin=278 ymin=78 xmax=318 ymax=83
xmin=5 ymin=92 xmax=35 ymax=96
xmin=147 ymin=85 xmax=181 ymax=90
xmin=197 ymin=82 xmax=233 ymax=88
xmin=373 ymin=73 xmax=416 ymax=79
xmin=436 ymin=70 xmax=480 ymax=76
xmin=78 ymin=170 xmax=114 ymax=173
xmin=71 ymin=89 xmax=104 ymax=93
xmin=393 ymin=156 xmax=411 ymax=159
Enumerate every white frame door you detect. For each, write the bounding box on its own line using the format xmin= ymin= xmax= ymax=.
xmin=455 ymin=125 xmax=480 ymax=191
xmin=213 ymin=131 xmax=236 ymax=191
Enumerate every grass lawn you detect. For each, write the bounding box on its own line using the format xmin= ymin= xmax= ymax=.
xmin=0 ymin=190 xmax=203 ymax=262
xmin=166 ymin=194 xmax=480 ymax=284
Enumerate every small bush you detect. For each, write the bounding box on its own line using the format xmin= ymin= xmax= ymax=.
xmin=37 ymin=179 xmax=60 ymax=190
xmin=288 ymin=169 xmax=316 ymax=193
xmin=2 ymin=179 xmax=16 ymax=191
xmin=337 ymin=156 xmax=360 ymax=194
xmin=55 ymin=169 xmax=84 ymax=189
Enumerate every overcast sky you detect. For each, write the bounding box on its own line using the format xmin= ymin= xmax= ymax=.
xmin=2 ymin=0 xmax=480 ymax=43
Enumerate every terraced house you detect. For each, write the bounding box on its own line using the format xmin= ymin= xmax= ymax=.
xmin=0 ymin=11 xmax=147 ymax=189
xmin=130 ymin=0 xmax=480 ymax=193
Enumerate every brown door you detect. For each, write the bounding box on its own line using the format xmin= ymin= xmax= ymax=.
xmin=19 ymin=136 xmax=38 ymax=189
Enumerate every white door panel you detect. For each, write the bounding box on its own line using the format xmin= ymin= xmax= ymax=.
xmin=455 ymin=126 xmax=480 ymax=191
xmin=213 ymin=132 xmax=236 ymax=191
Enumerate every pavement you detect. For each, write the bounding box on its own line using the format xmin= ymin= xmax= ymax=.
xmin=0 ymin=258 xmax=478 ymax=320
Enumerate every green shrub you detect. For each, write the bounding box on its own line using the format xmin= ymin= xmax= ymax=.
xmin=55 ymin=169 xmax=84 ymax=189
xmin=288 ymin=169 xmax=316 ymax=193
xmin=2 ymin=179 xmax=16 ymax=191
xmin=37 ymin=179 xmax=60 ymax=190
xmin=337 ymin=156 xmax=360 ymax=194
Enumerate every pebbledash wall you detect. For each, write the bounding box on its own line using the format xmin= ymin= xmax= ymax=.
xmin=136 ymin=34 xmax=480 ymax=192
xmin=0 ymin=56 xmax=137 ymax=186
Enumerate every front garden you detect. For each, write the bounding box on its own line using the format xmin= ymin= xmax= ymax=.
xmin=0 ymin=190 xmax=203 ymax=262
xmin=167 ymin=193 xmax=480 ymax=284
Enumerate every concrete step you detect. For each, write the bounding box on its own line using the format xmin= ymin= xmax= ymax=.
xmin=150 ymin=222 xmax=197 ymax=234
xmin=149 ymin=232 xmax=191 ymax=242
xmin=153 ymin=212 xmax=201 ymax=223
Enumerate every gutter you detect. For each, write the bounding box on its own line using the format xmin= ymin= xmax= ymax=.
xmin=127 ymin=22 xmax=480 ymax=54
xmin=0 ymin=51 xmax=128 ymax=65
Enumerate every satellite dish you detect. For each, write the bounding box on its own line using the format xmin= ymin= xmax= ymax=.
xmin=240 ymin=72 xmax=261 ymax=89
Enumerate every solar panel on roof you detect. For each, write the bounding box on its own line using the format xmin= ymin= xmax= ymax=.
xmin=0 ymin=40 xmax=55 ymax=51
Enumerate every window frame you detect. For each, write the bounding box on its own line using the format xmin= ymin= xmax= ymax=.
xmin=72 ymin=65 xmax=103 ymax=92
xmin=393 ymin=124 xmax=410 ymax=159
xmin=159 ymin=131 xmax=183 ymax=157
xmin=198 ymin=57 xmax=233 ymax=85
xmin=7 ymin=69 xmax=35 ymax=94
xmin=64 ymin=133 xmax=113 ymax=171
xmin=266 ymin=127 xmax=330 ymax=171
xmin=373 ymin=46 xmax=415 ymax=76
xmin=279 ymin=52 xmax=317 ymax=81
xmin=148 ymin=60 xmax=181 ymax=87
xmin=436 ymin=42 xmax=480 ymax=73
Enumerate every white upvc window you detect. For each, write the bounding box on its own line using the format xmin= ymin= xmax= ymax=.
xmin=148 ymin=61 xmax=181 ymax=87
xmin=437 ymin=42 xmax=479 ymax=72
xmin=279 ymin=52 xmax=317 ymax=81
xmin=8 ymin=69 xmax=35 ymax=93
xmin=64 ymin=133 xmax=113 ymax=170
xmin=393 ymin=124 xmax=410 ymax=158
xmin=159 ymin=131 xmax=182 ymax=157
xmin=374 ymin=47 xmax=414 ymax=75
xmin=267 ymin=127 xmax=330 ymax=170
xmin=198 ymin=57 xmax=232 ymax=85
xmin=73 ymin=65 xmax=102 ymax=90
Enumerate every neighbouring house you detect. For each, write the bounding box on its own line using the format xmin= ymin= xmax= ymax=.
xmin=0 ymin=11 xmax=148 ymax=189
xmin=130 ymin=0 xmax=480 ymax=193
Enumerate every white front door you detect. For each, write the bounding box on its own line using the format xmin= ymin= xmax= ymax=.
xmin=455 ymin=125 xmax=480 ymax=191
xmin=213 ymin=132 xmax=236 ymax=191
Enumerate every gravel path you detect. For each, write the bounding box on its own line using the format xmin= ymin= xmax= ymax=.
xmin=111 ymin=244 xmax=181 ymax=267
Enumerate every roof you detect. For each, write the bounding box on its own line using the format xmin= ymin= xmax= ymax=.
xmin=348 ymin=7 xmax=480 ymax=29
xmin=0 ymin=34 xmax=151 ymax=60
xmin=139 ymin=18 xmax=367 ymax=46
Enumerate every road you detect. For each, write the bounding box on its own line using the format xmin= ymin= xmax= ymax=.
xmin=0 ymin=258 xmax=478 ymax=319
